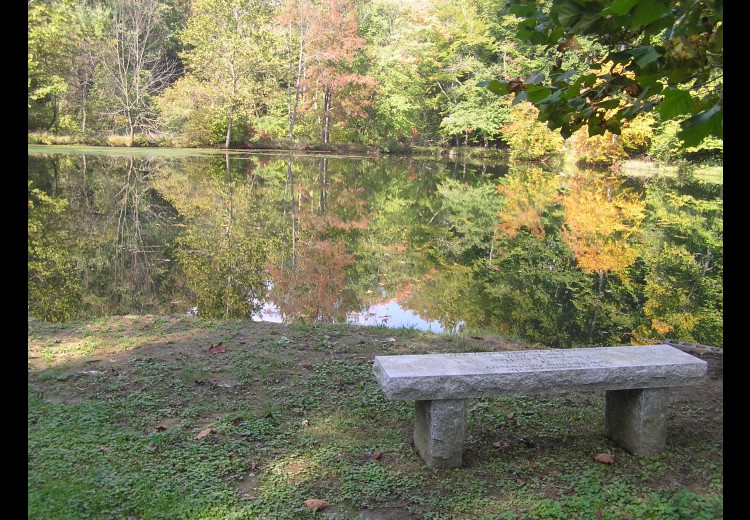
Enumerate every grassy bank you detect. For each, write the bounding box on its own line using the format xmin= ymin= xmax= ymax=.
xmin=28 ymin=316 xmax=723 ymax=519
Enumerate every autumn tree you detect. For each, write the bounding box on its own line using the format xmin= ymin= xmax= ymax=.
xmin=496 ymin=165 xmax=561 ymax=240
xmin=267 ymin=160 xmax=367 ymax=321
xmin=277 ymin=0 xmax=375 ymax=145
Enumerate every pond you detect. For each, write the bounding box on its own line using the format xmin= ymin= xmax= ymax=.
xmin=28 ymin=145 xmax=723 ymax=348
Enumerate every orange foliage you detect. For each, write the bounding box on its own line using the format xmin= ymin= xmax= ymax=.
xmin=268 ymin=239 xmax=354 ymax=321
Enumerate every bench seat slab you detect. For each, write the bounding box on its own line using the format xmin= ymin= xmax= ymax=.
xmin=373 ymin=345 xmax=706 ymax=401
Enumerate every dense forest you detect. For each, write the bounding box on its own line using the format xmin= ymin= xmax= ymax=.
xmin=28 ymin=0 xmax=722 ymax=164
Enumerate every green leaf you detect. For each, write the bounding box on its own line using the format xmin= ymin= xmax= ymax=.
xmin=627 ymin=46 xmax=661 ymax=69
xmin=631 ymin=1 xmax=669 ymax=26
xmin=526 ymin=86 xmax=551 ymax=103
xmin=509 ymin=3 xmax=537 ymax=17
xmin=597 ymin=99 xmax=621 ymax=110
xmin=605 ymin=119 xmax=622 ymax=134
xmin=525 ymin=72 xmax=545 ymax=85
xmin=677 ymin=105 xmax=722 ymax=147
xmin=528 ymin=29 xmax=551 ymax=45
xmin=481 ymin=80 xmax=510 ymax=96
xmin=636 ymin=73 xmax=662 ymax=88
xmin=602 ymin=0 xmax=639 ymax=15
xmin=607 ymin=51 xmax=633 ymax=64
xmin=511 ymin=91 xmax=529 ymax=106
xmin=575 ymin=73 xmax=597 ymax=88
xmin=554 ymin=0 xmax=585 ymax=26
xmin=553 ymin=70 xmax=577 ymax=84
xmin=572 ymin=11 xmax=599 ymax=32
xmin=658 ymin=88 xmax=695 ymax=120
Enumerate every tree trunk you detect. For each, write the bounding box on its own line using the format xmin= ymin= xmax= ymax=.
xmin=286 ymin=156 xmax=297 ymax=268
xmin=47 ymin=95 xmax=59 ymax=131
xmin=288 ymin=32 xmax=305 ymax=145
xmin=225 ymin=115 xmax=233 ymax=149
xmin=588 ymin=269 xmax=605 ymax=344
xmin=322 ymin=86 xmax=331 ymax=145
xmin=319 ymin=157 xmax=328 ymax=213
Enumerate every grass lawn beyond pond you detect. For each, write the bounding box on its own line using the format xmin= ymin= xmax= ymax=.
xmin=28 ymin=315 xmax=723 ymax=519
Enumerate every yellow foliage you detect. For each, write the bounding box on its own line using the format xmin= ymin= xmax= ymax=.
xmin=650 ymin=318 xmax=674 ymax=336
xmin=561 ymin=171 xmax=646 ymax=275
xmin=497 ymin=166 xmax=561 ymax=239
xmin=568 ymin=127 xmax=626 ymax=166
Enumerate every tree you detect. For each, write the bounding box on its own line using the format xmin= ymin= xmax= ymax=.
xmin=426 ymin=0 xmax=511 ymax=147
xmin=277 ymin=0 xmax=375 ymax=145
xmin=357 ymin=0 xmax=436 ymax=145
xmin=28 ymin=0 xmax=78 ymax=130
xmin=28 ymin=182 xmax=82 ymax=322
xmin=483 ymin=0 xmax=722 ymax=147
xmin=98 ymin=0 xmax=176 ymax=145
xmin=178 ymin=0 xmax=279 ymax=148
xmin=496 ymin=165 xmax=561 ymax=240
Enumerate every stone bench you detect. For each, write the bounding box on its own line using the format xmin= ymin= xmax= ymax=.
xmin=372 ymin=345 xmax=707 ymax=468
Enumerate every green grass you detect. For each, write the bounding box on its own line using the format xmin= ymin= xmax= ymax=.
xmin=28 ymin=316 xmax=723 ymax=519
xmin=620 ymin=159 xmax=723 ymax=184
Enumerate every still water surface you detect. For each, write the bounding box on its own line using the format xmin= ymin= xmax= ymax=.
xmin=28 ymin=146 xmax=722 ymax=347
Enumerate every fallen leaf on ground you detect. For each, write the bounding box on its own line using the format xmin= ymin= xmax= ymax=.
xmin=594 ymin=453 xmax=615 ymax=464
xmin=372 ymin=450 xmax=383 ymax=459
xmin=208 ymin=342 xmax=226 ymax=354
xmin=493 ymin=441 xmax=511 ymax=450
xmin=304 ymin=499 xmax=329 ymax=511
xmin=195 ymin=427 xmax=215 ymax=440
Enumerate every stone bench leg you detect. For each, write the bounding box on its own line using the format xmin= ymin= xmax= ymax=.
xmin=605 ymin=387 xmax=668 ymax=455
xmin=414 ymin=399 xmax=467 ymax=468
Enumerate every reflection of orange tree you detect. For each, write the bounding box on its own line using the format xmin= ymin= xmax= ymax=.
xmin=269 ymin=166 xmax=369 ymax=322
xmin=561 ymin=171 xmax=646 ymax=343
xmin=268 ymin=239 xmax=354 ymax=322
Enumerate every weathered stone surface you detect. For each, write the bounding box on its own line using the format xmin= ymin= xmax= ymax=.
xmin=414 ymin=399 xmax=467 ymax=468
xmin=373 ymin=345 xmax=707 ymax=401
xmin=605 ymin=387 xmax=668 ymax=455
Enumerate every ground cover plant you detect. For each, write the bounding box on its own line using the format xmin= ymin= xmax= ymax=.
xmin=28 ymin=315 xmax=722 ymax=519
